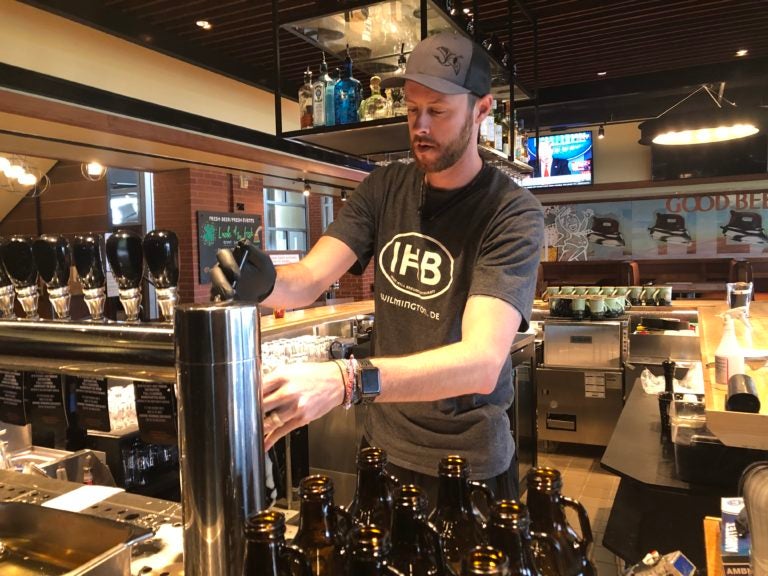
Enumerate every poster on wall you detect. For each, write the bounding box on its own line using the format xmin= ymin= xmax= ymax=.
xmin=543 ymin=190 xmax=768 ymax=262
xmin=197 ymin=211 xmax=263 ymax=284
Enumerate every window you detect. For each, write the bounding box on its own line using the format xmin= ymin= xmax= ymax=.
xmin=321 ymin=196 xmax=334 ymax=232
xmin=263 ymin=188 xmax=308 ymax=251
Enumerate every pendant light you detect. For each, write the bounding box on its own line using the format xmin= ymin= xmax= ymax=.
xmin=638 ymin=83 xmax=765 ymax=146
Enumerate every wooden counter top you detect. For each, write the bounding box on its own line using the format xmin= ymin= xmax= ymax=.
xmin=261 ymin=300 xmax=374 ymax=337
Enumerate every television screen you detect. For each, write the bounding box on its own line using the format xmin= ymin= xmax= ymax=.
xmin=521 ymin=131 xmax=594 ymax=189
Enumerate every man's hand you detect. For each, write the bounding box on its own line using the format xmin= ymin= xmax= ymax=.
xmin=210 ymin=239 xmax=276 ymax=302
xmin=262 ymin=361 xmax=345 ymax=450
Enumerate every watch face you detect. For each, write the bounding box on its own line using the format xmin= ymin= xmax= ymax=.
xmin=358 ymin=360 xmax=381 ymax=401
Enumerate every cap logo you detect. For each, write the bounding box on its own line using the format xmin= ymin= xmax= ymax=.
xmin=434 ymin=46 xmax=463 ymax=75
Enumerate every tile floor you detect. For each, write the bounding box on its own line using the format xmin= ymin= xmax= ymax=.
xmin=535 ymin=441 xmax=625 ymax=576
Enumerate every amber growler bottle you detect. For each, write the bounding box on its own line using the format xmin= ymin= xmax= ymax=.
xmin=428 ymin=455 xmax=494 ymax=575
xmin=526 ymin=467 xmax=595 ymax=576
xmin=346 ymin=524 xmax=405 ymax=576
xmin=348 ymin=446 xmax=400 ymax=536
xmin=389 ymin=484 xmax=450 ymax=576
xmin=488 ymin=499 xmax=547 ymax=576
xmin=293 ymin=475 xmax=353 ymax=576
xmin=244 ymin=510 xmax=312 ymax=576
xmin=461 ymin=546 xmax=510 ymax=576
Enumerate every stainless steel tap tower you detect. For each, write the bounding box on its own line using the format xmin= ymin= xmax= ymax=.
xmin=174 ymin=302 xmax=266 ymax=576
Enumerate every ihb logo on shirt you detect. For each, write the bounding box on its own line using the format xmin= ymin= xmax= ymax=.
xmin=379 ymin=233 xmax=454 ymax=299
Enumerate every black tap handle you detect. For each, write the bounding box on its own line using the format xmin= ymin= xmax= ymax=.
xmin=32 ymin=235 xmax=71 ymax=289
xmin=0 ymin=237 xmax=11 ymax=288
xmin=0 ymin=235 xmax=38 ymax=288
xmin=142 ymin=230 xmax=179 ymax=289
xmin=662 ymin=359 xmax=676 ymax=394
xmin=73 ymin=233 xmax=106 ymax=290
xmin=105 ymin=230 xmax=144 ymax=290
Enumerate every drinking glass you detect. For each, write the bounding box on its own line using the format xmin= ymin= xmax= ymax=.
xmin=727 ymin=281 xmax=753 ymax=315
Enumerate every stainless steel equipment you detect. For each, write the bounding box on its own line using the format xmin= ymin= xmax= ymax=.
xmin=537 ymin=318 xmax=628 ymax=446
xmin=175 ymin=302 xmax=266 ymax=576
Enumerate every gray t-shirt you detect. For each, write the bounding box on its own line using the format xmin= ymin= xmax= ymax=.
xmin=324 ymin=161 xmax=543 ymax=478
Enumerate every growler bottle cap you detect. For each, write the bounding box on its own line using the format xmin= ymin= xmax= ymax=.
xmin=490 ymin=499 xmax=531 ymax=531
xmin=395 ymin=483 xmax=429 ymax=512
xmin=438 ymin=454 xmax=470 ymax=478
xmin=358 ymin=446 xmax=387 ymax=468
xmin=461 ymin=545 xmax=510 ymax=575
xmin=527 ymin=467 xmax=563 ymax=491
xmin=299 ymin=474 xmax=334 ymax=499
xmin=244 ymin=510 xmax=286 ymax=542
xmin=349 ymin=525 xmax=391 ymax=559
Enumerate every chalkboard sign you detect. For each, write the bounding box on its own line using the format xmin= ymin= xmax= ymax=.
xmin=197 ymin=211 xmax=263 ymax=284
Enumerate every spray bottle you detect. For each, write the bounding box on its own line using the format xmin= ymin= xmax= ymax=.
xmin=714 ymin=306 xmax=751 ymax=390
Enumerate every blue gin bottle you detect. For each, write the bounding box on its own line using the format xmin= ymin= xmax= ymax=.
xmin=334 ymin=45 xmax=362 ymax=125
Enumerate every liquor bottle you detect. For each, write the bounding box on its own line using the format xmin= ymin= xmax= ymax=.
xmin=502 ymin=101 xmax=511 ymax=156
xmin=348 ymin=446 xmax=399 ymax=537
xmin=428 ymin=455 xmax=493 ymax=575
xmin=526 ymin=467 xmax=595 ymax=576
xmin=493 ymin=101 xmax=504 ymax=152
xmin=334 ymin=45 xmax=362 ymax=124
xmin=359 ymin=76 xmax=388 ymax=122
xmin=482 ymin=33 xmax=505 ymax=64
xmin=313 ymin=54 xmax=333 ymax=128
xmin=461 ymin=546 xmax=510 ymax=576
xmin=293 ymin=475 xmax=353 ymax=576
xmin=325 ymin=67 xmax=338 ymax=126
xmin=346 ymin=525 xmax=404 ymax=576
xmin=299 ymin=67 xmax=314 ymax=129
xmin=244 ymin=510 xmax=312 ymax=576
xmin=487 ymin=500 xmax=545 ymax=576
xmin=481 ymin=99 xmax=495 ymax=148
xmin=389 ymin=484 xmax=449 ymax=576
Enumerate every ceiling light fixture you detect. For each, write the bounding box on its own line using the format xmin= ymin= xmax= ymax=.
xmin=598 ymin=124 xmax=605 ymax=139
xmin=303 ymin=180 xmax=311 ymax=197
xmin=196 ymin=20 xmax=212 ymax=30
xmin=81 ymin=161 xmax=107 ymax=181
xmin=638 ymin=83 xmax=765 ymax=146
xmin=597 ymin=71 xmax=607 ymax=77
xmin=735 ymin=49 xmax=749 ymax=57
xmin=341 ymin=189 xmax=348 ymax=201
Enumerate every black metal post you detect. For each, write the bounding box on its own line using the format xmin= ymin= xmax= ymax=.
xmin=271 ymin=0 xmax=282 ymax=137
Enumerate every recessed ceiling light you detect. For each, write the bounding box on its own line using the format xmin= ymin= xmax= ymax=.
xmin=597 ymin=71 xmax=607 ymax=77
xmin=735 ymin=49 xmax=748 ymax=57
xmin=196 ymin=20 xmax=212 ymax=30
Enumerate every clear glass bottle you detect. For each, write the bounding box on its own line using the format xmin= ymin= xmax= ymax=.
xmin=348 ymin=446 xmax=399 ymax=537
xmin=244 ymin=510 xmax=312 ymax=576
xmin=334 ymin=45 xmax=362 ymax=125
xmin=299 ymin=67 xmax=314 ymax=129
xmin=359 ymin=76 xmax=388 ymax=122
xmin=313 ymin=54 xmax=333 ymax=128
xmin=293 ymin=475 xmax=352 ymax=576
xmin=428 ymin=455 xmax=494 ymax=575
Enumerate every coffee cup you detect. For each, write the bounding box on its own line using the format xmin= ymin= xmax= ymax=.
xmin=600 ymin=286 xmax=616 ymax=296
xmin=573 ymin=286 xmax=588 ymax=295
xmin=628 ymin=286 xmax=643 ymax=305
xmin=613 ymin=287 xmax=630 ymax=297
xmin=586 ymin=286 xmax=601 ymax=295
xmin=657 ymin=286 xmax=673 ymax=306
xmin=727 ymin=281 xmax=753 ymax=315
xmin=544 ymin=286 xmax=560 ymax=301
xmin=587 ymin=295 xmax=606 ymax=319
xmin=571 ymin=296 xmax=586 ymax=319
xmin=641 ymin=286 xmax=659 ymax=306
xmin=604 ymin=296 xmax=626 ymax=318
xmin=559 ymin=286 xmax=575 ymax=295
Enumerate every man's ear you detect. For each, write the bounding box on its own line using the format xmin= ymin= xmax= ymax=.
xmin=475 ymin=94 xmax=494 ymax=123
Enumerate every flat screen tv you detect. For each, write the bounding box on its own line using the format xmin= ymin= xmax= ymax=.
xmin=521 ymin=131 xmax=594 ymax=189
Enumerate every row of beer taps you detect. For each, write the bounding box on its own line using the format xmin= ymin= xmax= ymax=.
xmin=0 ymin=229 xmax=179 ymax=323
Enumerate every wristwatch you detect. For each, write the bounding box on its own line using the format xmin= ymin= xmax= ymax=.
xmin=354 ymin=358 xmax=381 ymax=405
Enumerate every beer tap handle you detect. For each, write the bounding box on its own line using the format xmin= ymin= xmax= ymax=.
xmin=72 ymin=233 xmax=106 ymax=290
xmin=0 ymin=235 xmax=38 ymax=288
xmin=662 ymin=358 xmax=676 ymax=394
xmin=106 ymin=230 xmax=144 ymax=290
xmin=0 ymin=241 xmax=11 ymax=289
xmin=143 ymin=230 xmax=179 ymax=289
xmin=32 ymin=235 xmax=71 ymax=289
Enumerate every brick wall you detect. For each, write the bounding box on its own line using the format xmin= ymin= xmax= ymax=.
xmin=330 ymin=195 xmax=375 ymax=301
xmin=153 ymin=168 xmax=264 ymax=304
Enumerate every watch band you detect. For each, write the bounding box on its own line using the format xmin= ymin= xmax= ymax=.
xmin=354 ymin=357 xmax=381 ymax=405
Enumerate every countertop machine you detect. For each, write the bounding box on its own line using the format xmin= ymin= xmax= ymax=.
xmin=537 ymin=317 xmax=629 ymax=446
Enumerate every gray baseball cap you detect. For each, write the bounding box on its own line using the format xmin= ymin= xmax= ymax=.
xmin=381 ymin=31 xmax=491 ymax=96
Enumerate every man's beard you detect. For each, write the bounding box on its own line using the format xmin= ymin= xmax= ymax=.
xmin=411 ymin=111 xmax=474 ymax=173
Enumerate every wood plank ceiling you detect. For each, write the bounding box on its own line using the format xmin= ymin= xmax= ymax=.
xmin=23 ymin=0 xmax=768 ymax=128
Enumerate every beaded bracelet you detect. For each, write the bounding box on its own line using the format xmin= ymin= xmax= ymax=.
xmin=334 ymin=357 xmax=356 ymax=410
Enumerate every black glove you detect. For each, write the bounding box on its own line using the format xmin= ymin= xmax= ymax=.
xmin=210 ymin=239 xmax=276 ymax=303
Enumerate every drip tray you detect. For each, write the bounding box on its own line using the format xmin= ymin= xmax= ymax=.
xmin=0 ymin=501 xmax=151 ymax=575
